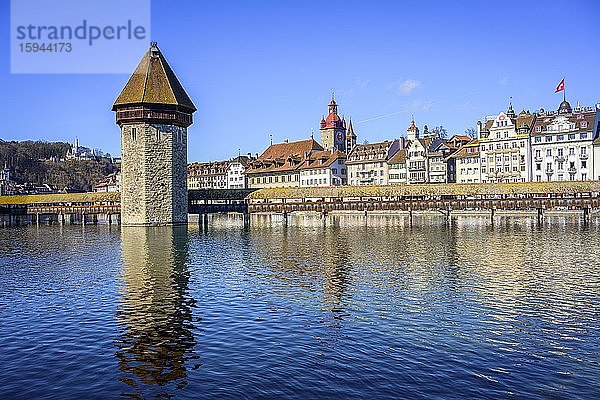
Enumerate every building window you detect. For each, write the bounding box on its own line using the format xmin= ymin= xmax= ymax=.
xmin=546 ymin=136 xmax=552 ymax=142
xmin=581 ymin=121 xmax=588 ymax=128
xmin=131 ymin=127 xmax=137 ymax=141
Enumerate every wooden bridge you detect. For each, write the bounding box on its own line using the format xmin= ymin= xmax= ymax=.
xmin=2 ymin=182 xmax=600 ymax=226
xmin=0 ymin=190 xmax=256 ymax=226
xmin=246 ymin=181 xmax=600 ymax=221
xmin=188 ymin=189 xmax=256 ymax=214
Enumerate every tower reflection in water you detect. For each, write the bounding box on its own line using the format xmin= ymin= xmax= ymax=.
xmin=116 ymin=226 xmax=199 ymax=397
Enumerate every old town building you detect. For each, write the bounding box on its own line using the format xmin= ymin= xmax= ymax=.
xmin=387 ymin=149 xmax=408 ymax=184
xmin=477 ymin=103 xmax=534 ymax=183
xmin=299 ymin=150 xmax=347 ymax=187
xmin=187 ymin=160 xmax=229 ymax=189
xmin=530 ymin=100 xmax=598 ymax=182
xmin=594 ymin=127 xmax=600 ymax=181
xmin=226 ymin=155 xmax=253 ymax=189
xmin=403 ymin=120 xmax=445 ymax=184
xmin=93 ymin=172 xmax=121 ymax=192
xmin=346 ymin=139 xmax=402 ymax=185
xmin=319 ymin=96 xmax=356 ymax=153
xmin=0 ymin=164 xmax=13 ymax=195
xmin=246 ymin=138 xmax=323 ymax=188
xmin=450 ymin=139 xmax=481 ymax=183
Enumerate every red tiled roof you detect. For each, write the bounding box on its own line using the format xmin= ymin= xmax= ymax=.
xmin=298 ymin=150 xmax=346 ymax=170
xmin=449 ymin=139 xmax=480 ymax=159
xmin=387 ymin=148 xmax=406 ymax=164
xmin=531 ymin=110 xmax=595 ymax=137
xmin=246 ymin=139 xmax=323 ymax=174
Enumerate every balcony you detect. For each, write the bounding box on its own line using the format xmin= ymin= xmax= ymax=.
xmin=545 ymin=168 xmax=554 ymax=174
xmin=568 ymin=167 xmax=577 ymax=174
xmin=580 ymin=153 xmax=589 ymax=160
xmin=534 ymin=156 xmax=543 ymax=162
xmin=554 ymin=156 xmax=565 ymax=162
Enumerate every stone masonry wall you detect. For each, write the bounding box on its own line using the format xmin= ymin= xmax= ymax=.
xmin=121 ymin=122 xmax=188 ymax=225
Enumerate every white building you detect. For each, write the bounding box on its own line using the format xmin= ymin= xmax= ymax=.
xmin=451 ymin=139 xmax=481 ymax=183
xmin=93 ymin=172 xmax=121 ymax=192
xmin=594 ymin=129 xmax=600 ymax=181
xmin=531 ymin=100 xmax=598 ymax=182
xmin=246 ymin=139 xmax=323 ymax=189
xmin=66 ymin=138 xmax=103 ymax=160
xmin=387 ymin=149 xmax=408 ymax=184
xmin=188 ymin=160 xmax=229 ymax=189
xmin=346 ymin=140 xmax=402 ymax=186
xmin=299 ymin=150 xmax=347 ymax=187
xmin=226 ymin=155 xmax=253 ymax=189
xmin=478 ymin=104 xmax=534 ymax=183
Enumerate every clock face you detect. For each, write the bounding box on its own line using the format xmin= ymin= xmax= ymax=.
xmin=337 ymin=132 xmax=344 ymax=141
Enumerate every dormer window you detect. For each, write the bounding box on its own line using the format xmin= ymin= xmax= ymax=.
xmin=535 ymin=126 xmax=541 ymax=133
xmin=581 ymin=121 xmax=588 ymax=128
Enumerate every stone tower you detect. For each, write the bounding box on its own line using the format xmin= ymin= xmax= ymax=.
xmin=320 ymin=95 xmax=347 ymax=152
xmin=407 ymin=117 xmax=420 ymax=141
xmin=113 ymin=42 xmax=196 ymax=226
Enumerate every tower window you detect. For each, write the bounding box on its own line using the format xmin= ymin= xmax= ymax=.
xmin=131 ymin=127 xmax=137 ymax=141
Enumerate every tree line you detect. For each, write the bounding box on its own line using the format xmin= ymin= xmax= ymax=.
xmin=0 ymin=139 xmax=118 ymax=192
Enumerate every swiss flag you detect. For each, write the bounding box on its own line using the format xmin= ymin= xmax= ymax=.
xmin=555 ymin=78 xmax=565 ymax=93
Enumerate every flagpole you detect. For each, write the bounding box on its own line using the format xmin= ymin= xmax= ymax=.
xmin=563 ymin=77 xmax=566 ymax=102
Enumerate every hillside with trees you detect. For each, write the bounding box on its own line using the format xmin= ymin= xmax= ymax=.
xmin=0 ymin=139 xmax=119 ymax=192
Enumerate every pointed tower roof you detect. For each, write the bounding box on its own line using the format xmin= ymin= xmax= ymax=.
xmin=113 ymin=42 xmax=196 ymax=112
xmin=507 ymin=97 xmax=516 ymax=118
xmin=347 ymin=118 xmax=357 ymax=137
xmin=407 ymin=117 xmax=418 ymax=131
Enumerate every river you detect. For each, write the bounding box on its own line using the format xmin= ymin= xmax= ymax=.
xmin=1 ymin=214 xmax=599 ymax=399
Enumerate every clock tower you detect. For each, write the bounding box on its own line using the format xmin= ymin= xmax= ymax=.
xmin=320 ymin=95 xmax=347 ymax=152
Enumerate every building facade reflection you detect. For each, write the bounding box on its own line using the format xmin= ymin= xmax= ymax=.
xmin=116 ymin=226 xmax=198 ymax=397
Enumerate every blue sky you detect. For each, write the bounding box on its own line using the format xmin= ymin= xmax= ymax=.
xmin=1 ymin=0 xmax=599 ymax=162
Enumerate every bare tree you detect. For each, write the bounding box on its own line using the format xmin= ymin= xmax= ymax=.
xmin=465 ymin=127 xmax=477 ymax=139
xmin=431 ymin=126 xmax=448 ymax=139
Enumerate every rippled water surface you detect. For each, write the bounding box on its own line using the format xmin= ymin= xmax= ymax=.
xmin=1 ymin=214 xmax=599 ymax=399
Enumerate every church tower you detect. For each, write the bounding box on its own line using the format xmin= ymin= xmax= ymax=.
xmin=113 ymin=42 xmax=196 ymax=226
xmin=407 ymin=117 xmax=420 ymax=141
xmin=346 ymin=118 xmax=357 ymax=153
xmin=320 ymin=95 xmax=347 ymax=152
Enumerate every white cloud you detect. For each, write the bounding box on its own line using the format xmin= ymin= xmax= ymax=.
xmin=408 ymin=99 xmax=433 ymax=111
xmin=354 ymin=77 xmax=371 ymax=89
xmin=387 ymin=78 xmax=421 ymax=96
xmin=499 ymin=76 xmax=509 ymax=86
xmin=401 ymin=79 xmax=421 ymax=95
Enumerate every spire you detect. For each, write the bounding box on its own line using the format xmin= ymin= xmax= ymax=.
xmin=347 ymin=118 xmax=356 ymax=137
xmin=507 ymin=96 xmax=516 ymax=118
xmin=328 ymin=91 xmax=338 ymax=114
xmin=112 ymin=42 xmax=196 ymax=112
